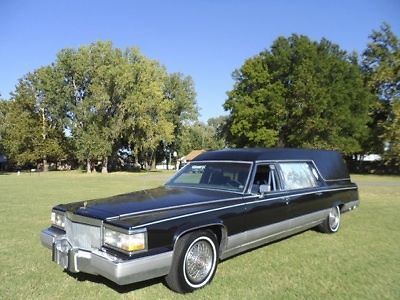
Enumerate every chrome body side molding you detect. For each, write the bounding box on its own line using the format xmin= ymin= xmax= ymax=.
xmin=220 ymin=209 xmax=330 ymax=259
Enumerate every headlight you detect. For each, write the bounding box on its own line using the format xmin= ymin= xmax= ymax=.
xmin=103 ymin=226 xmax=147 ymax=254
xmin=51 ymin=210 xmax=65 ymax=229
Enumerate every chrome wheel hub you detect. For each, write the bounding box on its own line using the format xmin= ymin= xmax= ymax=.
xmin=185 ymin=240 xmax=214 ymax=284
xmin=329 ymin=207 xmax=340 ymax=231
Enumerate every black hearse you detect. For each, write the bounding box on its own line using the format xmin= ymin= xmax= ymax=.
xmin=41 ymin=148 xmax=359 ymax=293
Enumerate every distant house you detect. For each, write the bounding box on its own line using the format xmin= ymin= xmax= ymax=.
xmin=360 ymin=154 xmax=382 ymax=162
xmin=156 ymin=149 xmax=207 ymax=170
xmin=0 ymin=154 xmax=7 ymax=171
xmin=183 ymin=149 xmax=206 ymax=162
xmin=179 ymin=149 xmax=206 ymax=169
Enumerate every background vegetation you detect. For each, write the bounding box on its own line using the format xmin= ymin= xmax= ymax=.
xmin=0 ymin=171 xmax=398 ymax=299
xmin=0 ymin=23 xmax=399 ymax=172
xmin=223 ymin=23 xmax=399 ymax=165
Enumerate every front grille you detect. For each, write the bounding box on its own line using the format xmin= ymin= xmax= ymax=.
xmin=64 ymin=218 xmax=101 ymax=250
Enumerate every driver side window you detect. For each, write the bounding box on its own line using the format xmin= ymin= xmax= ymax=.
xmin=251 ymin=164 xmax=278 ymax=194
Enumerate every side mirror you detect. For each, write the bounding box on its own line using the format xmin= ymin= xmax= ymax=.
xmin=259 ymin=184 xmax=271 ymax=195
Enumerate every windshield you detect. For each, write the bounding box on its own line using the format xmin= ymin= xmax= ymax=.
xmin=167 ymin=162 xmax=251 ymax=193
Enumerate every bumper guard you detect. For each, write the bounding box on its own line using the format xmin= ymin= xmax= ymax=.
xmin=40 ymin=227 xmax=173 ymax=285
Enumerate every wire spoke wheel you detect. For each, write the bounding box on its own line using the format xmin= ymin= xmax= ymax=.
xmin=166 ymin=230 xmax=219 ymax=293
xmin=317 ymin=205 xmax=341 ymax=234
xmin=328 ymin=206 xmax=340 ymax=231
xmin=184 ymin=239 xmax=214 ymax=284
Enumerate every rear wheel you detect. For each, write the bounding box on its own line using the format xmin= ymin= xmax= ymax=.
xmin=318 ymin=206 xmax=341 ymax=233
xmin=165 ymin=230 xmax=219 ymax=293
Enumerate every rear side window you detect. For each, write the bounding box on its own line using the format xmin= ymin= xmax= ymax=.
xmin=279 ymin=162 xmax=319 ymax=190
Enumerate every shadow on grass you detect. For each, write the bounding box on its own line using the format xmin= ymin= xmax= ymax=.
xmin=0 ymin=172 xmax=10 ymax=175
xmin=63 ymin=228 xmax=325 ymax=293
xmin=66 ymin=271 xmax=166 ymax=293
xmin=73 ymin=169 xmax=172 ymax=174
xmin=120 ymin=169 xmax=172 ymax=174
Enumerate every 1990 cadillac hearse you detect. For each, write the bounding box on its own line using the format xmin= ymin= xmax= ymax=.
xmin=41 ymin=148 xmax=359 ymax=293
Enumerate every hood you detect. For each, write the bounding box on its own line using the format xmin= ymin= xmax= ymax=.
xmin=56 ymin=186 xmax=241 ymax=221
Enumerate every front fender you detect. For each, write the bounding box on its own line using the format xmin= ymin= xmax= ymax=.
xmin=173 ymin=221 xmax=228 ymax=256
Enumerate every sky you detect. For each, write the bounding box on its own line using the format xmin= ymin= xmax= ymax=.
xmin=0 ymin=0 xmax=399 ymax=121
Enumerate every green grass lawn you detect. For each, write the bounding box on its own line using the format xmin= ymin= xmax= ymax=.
xmin=0 ymin=172 xmax=399 ymax=299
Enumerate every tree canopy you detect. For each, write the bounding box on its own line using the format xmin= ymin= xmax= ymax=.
xmin=224 ymin=34 xmax=373 ymax=155
xmin=362 ymin=23 xmax=400 ymax=164
xmin=1 ymin=69 xmax=68 ymax=169
xmin=0 ymin=42 xmax=198 ymax=171
xmin=1 ymin=25 xmax=399 ymax=172
xmin=164 ymin=72 xmax=198 ymax=155
xmin=178 ymin=121 xmax=225 ymax=156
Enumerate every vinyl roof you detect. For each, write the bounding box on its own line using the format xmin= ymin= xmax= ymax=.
xmin=193 ymin=148 xmax=350 ymax=181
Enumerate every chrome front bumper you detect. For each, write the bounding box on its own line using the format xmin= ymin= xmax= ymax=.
xmin=40 ymin=227 xmax=173 ymax=285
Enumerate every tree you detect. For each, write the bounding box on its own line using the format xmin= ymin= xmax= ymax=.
xmin=119 ymin=48 xmax=174 ymax=169
xmin=56 ymin=42 xmax=130 ymax=173
xmin=55 ymin=43 xmax=179 ymax=172
xmin=164 ymin=73 xmax=198 ymax=156
xmin=3 ymin=42 xmax=197 ymax=172
xmin=1 ymin=69 xmax=68 ymax=169
xmin=207 ymin=116 xmax=228 ymax=146
xmin=362 ymin=23 xmax=400 ymax=163
xmin=224 ymin=35 xmax=372 ymax=155
xmin=384 ymin=100 xmax=400 ymax=164
xmin=0 ymin=98 xmax=9 ymax=155
xmin=179 ymin=121 xmax=225 ymax=156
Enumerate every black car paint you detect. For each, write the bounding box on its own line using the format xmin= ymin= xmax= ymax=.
xmin=52 ymin=148 xmax=358 ymax=260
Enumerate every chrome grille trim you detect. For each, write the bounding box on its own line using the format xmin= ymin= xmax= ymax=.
xmin=66 ymin=211 xmax=103 ymax=226
xmin=64 ymin=217 xmax=101 ymax=250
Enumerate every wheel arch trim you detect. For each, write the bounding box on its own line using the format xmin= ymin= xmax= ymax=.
xmin=173 ymin=222 xmax=228 ymax=257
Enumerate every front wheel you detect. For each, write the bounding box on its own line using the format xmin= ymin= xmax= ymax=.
xmin=318 ymin=206 xmax=341 ymax=233
xmin=165 ymin=230 xmax=219 ymax=293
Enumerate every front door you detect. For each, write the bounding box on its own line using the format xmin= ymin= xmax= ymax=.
xmin=242 ymin=164 xmax=291 ymax=242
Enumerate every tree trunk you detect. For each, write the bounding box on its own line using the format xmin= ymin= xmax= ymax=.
xmin=101 ymin=157 xmax=108 ymax=174
xmin=86 ymin=159 xmax=91 ymax=173
xmin=43 ymin=158 xmax=49 ymax=172
xmin=151 ymin=151 xmax=156 ymax=170
xmin=133 ymin=147 xmax=139 ymax=167
xmin=41 ymin=107 xmax=49 ymax=172
xmin=167 ymin=151 xmax=171 ymax=170
xmin=277 ymin=137 xmax=285 ymax=148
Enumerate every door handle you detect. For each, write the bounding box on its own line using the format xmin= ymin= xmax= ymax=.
xmin=315 ymin=192 xmax=323 ymax=196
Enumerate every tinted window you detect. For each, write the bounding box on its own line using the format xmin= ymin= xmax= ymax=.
xmin=251 ymin=164 xmax=278 ymax=193
xmin=279 ymin=162 xmax=318 ymax=190
xmin=168 ymin=162 xmax=251 ymax=192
